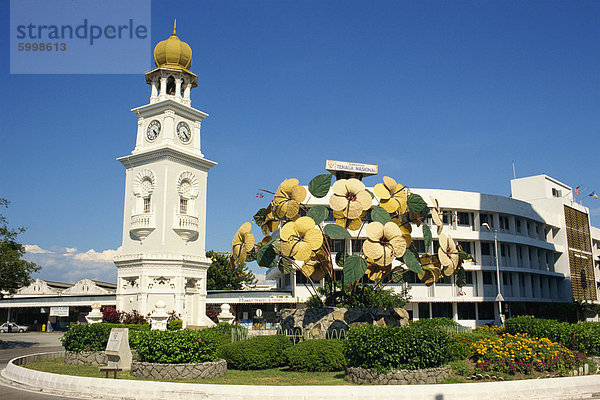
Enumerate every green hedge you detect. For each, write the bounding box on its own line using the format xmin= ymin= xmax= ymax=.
xmin=285 ymin=339 xmax=346 ymax=371
xmin=219 ymin=335 xmax=292 ymax=370
xmin=131 ymin=329 xmax=220 ymax=363
xmin=60 ymin=323 xmax=150 ymax=352
xmin=505 ymin=316 xmax=600 ymax=356
xmin=344 ymin=324 xmax=450 ymax=372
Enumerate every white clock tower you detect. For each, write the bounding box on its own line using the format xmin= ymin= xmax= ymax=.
xmin=114 ymin=23 xmax=216 ymax=327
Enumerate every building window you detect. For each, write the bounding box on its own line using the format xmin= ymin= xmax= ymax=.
xmin=480 ymin=213 xmax=494 ymax=228
xmin=458 ymin=303 xmax=476 ymax=320
xmin=179 ymin=198 xmax=187 ymax=214
xmin=458 ymin=241 xmax=471 ymax=254
xmin=296 ymin=271 xmax=309 ymax=284
xmin=517 ymin=246 xmax=523 ymax=260
xmin=465 ymin=271 xmax=473 ymax=284
xmin=516 ymin=219 xmax=522 ymax=234
xmin=404 ymin=271 xmax=419 ymax=283
xmin=418 ymin=303 xmax=430 ymax=319
xmin=483 ymin=271 xmax=493 ymax=285
xmin=284 ymin=273 xmax=291 ymax=287
xmin=499 ymin=215 xmax=510 ymax=230
xmin=143 ymin=197 xmax=151 ymax=213
xmin=481 ymin=242 xmax=492 ymax=256
xmin=413 ymin=240 xmax=426 ymax=253
xmin=442 ymin=211 xmax=451 ymax=225
xmin=478 ymin=302 xmax=495 ymax=320
xmin=456 ymin=212 xmax=471 ymax=226
xmin=552 ymin=188 xmax=562 ymax=198
xmin=432 ymin=303 xmax=453 ymax=318
xmin=327 ymin=238 xmax=346 ymax=253
xmin=503 ymin=273 xmax=512 ymax=286
xmin=351 ymin=239 xmax=365 ymax=254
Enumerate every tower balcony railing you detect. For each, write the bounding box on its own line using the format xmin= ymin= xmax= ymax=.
xmin=130 ymin=213 xmax=156 ymax=241
xmin=173 ymin=213 xmax=199 ymax=243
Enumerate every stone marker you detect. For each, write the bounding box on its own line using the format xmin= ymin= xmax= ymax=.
xmin=105 ymin=328 xmax=132 ymax=370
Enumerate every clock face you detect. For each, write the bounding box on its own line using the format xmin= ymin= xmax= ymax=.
xmin=177 ymin=121 xmax=192 ymax=143
xmin=146 ymin=120 xmax=161 ymax=141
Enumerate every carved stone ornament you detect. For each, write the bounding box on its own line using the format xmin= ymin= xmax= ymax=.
xmin=133 ymin=169 xmax=156 ymax=197
xmin=177 ymin=171 xmax=199 ymax=199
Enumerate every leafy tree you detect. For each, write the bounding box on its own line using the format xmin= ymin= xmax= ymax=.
xmin=206 ymin=250 xmax=257 ymax=290
xmin=0 ymin=198 xmax=40 ymax=297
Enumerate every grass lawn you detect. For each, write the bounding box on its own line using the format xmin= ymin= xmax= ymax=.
xmin=24 ymin=358 xmax=350 ymax=385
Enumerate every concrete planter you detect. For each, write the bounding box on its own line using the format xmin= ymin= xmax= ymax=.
xmin=279 ymin=307 xmax=409 ymax=339
xmin=346 ymin=365 xmax=451 ymax=385
xmin=131 ymin=359 xmax=227 ymax=380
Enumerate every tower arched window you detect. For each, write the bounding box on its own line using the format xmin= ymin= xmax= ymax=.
xmin=166 ymin=76 xmax=176 ymax=95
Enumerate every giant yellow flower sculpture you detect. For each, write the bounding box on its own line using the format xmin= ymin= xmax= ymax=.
xmin=430 ymin=196 xmax=443 ymax=235
xmin=362 ymin=221 xmax=407 ymax=266
xmin=280 ymin=216 xmax=324 ymax=261
xmin=272 ymin=178 xmax=307 ymax=219
xmin=230 ymin=222 xmax=255 ymax=265
xmin=438 ymin=234 xmax=459 ymax=275
xmin=329 ymin=178 xmax=372 ymax=220
xmin=301 ymin=250 xmax=329 ymax=282
xmin=334 ymin=209 xmax=365 ymax=231
xmin=374 ymin=176 xmax=408 ymax=214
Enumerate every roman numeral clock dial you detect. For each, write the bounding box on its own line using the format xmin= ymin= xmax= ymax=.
xmin=146 ymin=120 xmax=161 ymax=141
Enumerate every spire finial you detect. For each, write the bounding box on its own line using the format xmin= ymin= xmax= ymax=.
xmin=173 ymin=19 xmax=177 ymax=35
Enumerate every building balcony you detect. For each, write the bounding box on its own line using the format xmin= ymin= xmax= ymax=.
xmin=130 ymin=213 xmax=155 ymax=241
xmin=173 ymin=214 xmax=199 ymax=242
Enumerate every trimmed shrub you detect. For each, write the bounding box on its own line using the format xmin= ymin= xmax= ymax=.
xmin=132 ymin=329 xmax=220 ymax=363
xmin=571 ymin=322 xmax=600 ymax=356
xmin=410 ymin=317 xmax=458 ymax=329
xmin=285 ymin=339 xmax=345 ymax=371
xmin=167 ymin=319 xmax=183 ymax=331
xmin=219 ymin=335 xmax=292 ymax=370
xmin=344 ymin=324 xmax=451 ymax=372
xmin=60 ymin=323 xmax=150 ymax=352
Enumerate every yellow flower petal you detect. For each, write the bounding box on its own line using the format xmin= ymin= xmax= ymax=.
xmin=331 ymin=179 xmax=348 ymax=196
xmin=380 ymin=198 xmax=399 ymax=213
xmin=294 ymin=242 xmax=313 ymax=261
xmin=345 ymin=178 xmax=365 ymax=194
xmin=329 ymin=194 xmax=347 ymax=212
xmin=347 ymin=218 xmax=363 ymax=231
xmin=281 ymin=240 xmax=298 ymax=258
xmin=279 ymin=178 xmax=299 ymax=193
xmin=295 ymin=216 xmax=315 ymax=234
xmin=284 ymin=200 xmax=300 ymax=219
xmin=389 ymin=236 xmax=407 ymax=257
xmin=383 ymin=176 xmax=397 ymax=192
xmin=243 ymin=232 xmax=255 ymax=252
xmin=303 ymin=228 xmax=323 ymax=250
xmin=383 ymin=221 xmax=402 ymax=239
xmin=365 ymin=222 xmax=384 ymax=241
xmin=346 ymin=200 xmax=364 ymax=220
xmin=239 ymin=222 xmax=252 ymax=234
xmin=280 ymin=221 xmax=298 ymax=241
xmin=374 ymin=183 xmax=391 ymax=200
xmin=363 ymin=239 xmax=384 ymax=260
xmin=355 ymin=190 xmax=373 ymax=211
xmin=291 ymin=185 xmax=307 ymax=203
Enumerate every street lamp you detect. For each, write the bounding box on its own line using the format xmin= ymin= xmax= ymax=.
xmin=482 ymin=222 xmax=504 ymax=325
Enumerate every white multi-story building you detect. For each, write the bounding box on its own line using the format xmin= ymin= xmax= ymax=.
xmin=267 ymin=164 xmax=600 ymax=328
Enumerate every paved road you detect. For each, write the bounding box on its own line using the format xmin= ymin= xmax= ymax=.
xmin=0 ymin=332 xmax=77 ymax=399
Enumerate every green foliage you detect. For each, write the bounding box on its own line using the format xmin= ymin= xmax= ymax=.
xmin=305 ymin=282 xmax=408 ymax=309
xmin=370 ymin=206 xmax=392 ymax=224
xmin=206 ymin=250 xmax=257 ymax=290
xmin=132 ymin=329 xmax=220 ymax=363
xmin=422 ymin=223 xmax=432 ymax=248
xmin=167 ymin=319 xmax=183 ymax=330
xmin=407 ymin=193 xmax=428 ymax=213
xmin=344 ymin=324 xmax=451 ymax=372
xmin=256 ymin=242 xmax=277 ymax=268
xmin=60 ymin=323 xmax=150 ymax=352
xmin=307 ymin=205 xmax=329 ymax=225
xmin=0 ymin=198 xmax=40 ymax=297
xmin=343 ymin=255 xmax=368 ymax=283
xmin=505 ymin=316 xmax=600 ymax=356
xmin=410 ymin=317 xmax=458 ymax=329
xmin=400 ymin=248 xmax=422 ymax=274
xmin=219 ymin=335 xmax=292 ymax=370
xmin=323 ymin=223 xmax=351 ymax=239
xmin=448 ymin=359 xmax=473 ymax=376
xmin=285 ymin=339 xmax=346 ymax=371
xmin=308 ymin=174 xmax=333 ymax=198
xmin=253 ymin=208 xmax=268 ymax=226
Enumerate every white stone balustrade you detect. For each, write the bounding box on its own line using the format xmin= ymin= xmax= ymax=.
xmin=130 ymin=213 xmax=155 ymax=241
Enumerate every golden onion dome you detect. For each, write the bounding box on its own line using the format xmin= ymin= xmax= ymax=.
xmin=153 ymin=20 xmax=192 ymax=71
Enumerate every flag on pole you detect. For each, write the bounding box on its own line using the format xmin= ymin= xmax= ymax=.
xmin=589 ymin=191 xmax=599 ymax=199
xmin=575 ymin=185 xmax=581 ymax=195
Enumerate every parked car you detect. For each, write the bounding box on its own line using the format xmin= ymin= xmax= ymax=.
xmin=0 ymin=322 xmax=29 ymax=333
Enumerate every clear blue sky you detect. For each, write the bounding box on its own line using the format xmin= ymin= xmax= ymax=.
xmin=1 ymin=0 xmax=599 ymax=283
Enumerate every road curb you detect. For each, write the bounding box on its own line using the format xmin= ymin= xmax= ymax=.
xmin=3 ymin=352 xmax=600 ymax=400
